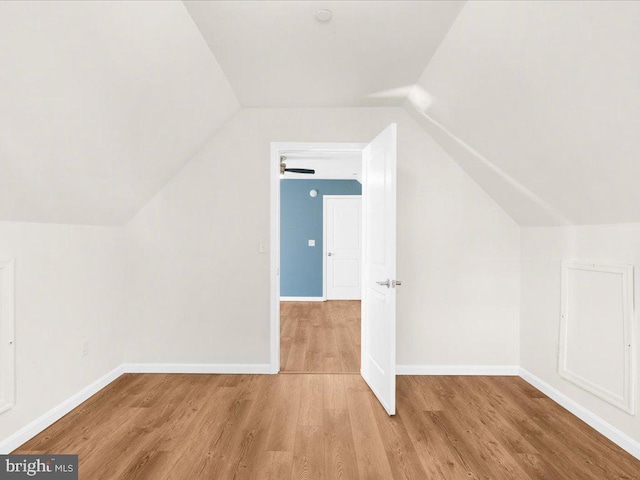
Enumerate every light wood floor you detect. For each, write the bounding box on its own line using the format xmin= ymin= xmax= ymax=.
xmin=16 ymin=373 xmax=640 ymax=479
xmin=280 ymin=300 xmax=360 ymax=373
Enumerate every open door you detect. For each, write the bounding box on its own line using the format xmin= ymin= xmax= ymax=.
xmin=361 ymin=124 xmax=397 ymax=415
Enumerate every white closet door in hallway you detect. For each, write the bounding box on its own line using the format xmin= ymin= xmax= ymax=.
xmin=324 ymin=196 xmax=362 ymax=300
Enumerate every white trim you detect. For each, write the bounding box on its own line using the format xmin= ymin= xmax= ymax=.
xmin=0 ymin=259 xmax=15 ymax=415
xmin=323 ymin=195 xmax=327 ymax=301
xmin=397 ymin=365 xmax=520 ymax=376
xmin=271 ymin=142 xmax=367 ymax=375
xmin=0 ymin=365 xmax=125 ymax=454
xmin=122 ymin=363 xmax=273 ymax=374
xmin=559 ymin=261 xmax=636 ymax=414
xmin=520 ymin=368 xmax=640 ymax=461
xmin=279 ymin=297 xmax=324 ymax=302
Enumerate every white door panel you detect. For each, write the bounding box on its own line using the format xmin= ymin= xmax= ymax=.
xmin=333 ymin=258 xmax=360 ymax=286
xmin=325 ymin=196 xmax=362 ymax=300
xmin=361 ymin=123 xmax=397 ymax=415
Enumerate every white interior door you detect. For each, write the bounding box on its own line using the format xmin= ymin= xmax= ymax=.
xmin=325 ymin=196 xmax=362 ymax=300
xmin=361 ymin=124 xmax=397 ymax=415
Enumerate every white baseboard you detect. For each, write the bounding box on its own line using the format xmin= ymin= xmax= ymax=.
xmin=0 ymin=365 xmax=125 ymax=454
xmin=397 ymin=364 xmax=519 ymax=376
xmin=519 ymin=368 xmax=640 ymax=461
xmin=122 ymin=363 xmax=273 ymax=374
xmin=279 ymin=296 xmax=324 ymax=302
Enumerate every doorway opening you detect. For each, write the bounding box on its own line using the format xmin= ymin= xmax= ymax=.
xmin=270 ymin=124 xmax=398 ymax=414
xmin=278 ymin=149 xmax=363 ymax=373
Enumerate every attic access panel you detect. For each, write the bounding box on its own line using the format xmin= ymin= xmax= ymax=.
xmin=559 ymin=261 xmax=635 ymax=414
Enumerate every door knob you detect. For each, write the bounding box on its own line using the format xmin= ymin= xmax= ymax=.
xmin=376 ymin=279 xmax=402 ymax=288
xmin=328 ymin=252 xmax=334 ymax=256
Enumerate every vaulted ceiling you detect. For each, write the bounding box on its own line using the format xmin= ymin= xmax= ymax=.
xmin=0 ymin=1 xmax=239 ymax=225
xmin=408 ymin=1 xmax=640 ymax=226
xmin=1 ymin=1 xmax=638 ymax=226
xmin=183 ymin=0 xmax=464 ymax=107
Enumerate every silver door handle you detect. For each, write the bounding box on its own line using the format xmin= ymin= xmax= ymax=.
xmin=376 ymin=279 xmax=391 ymax=288
xmin=328 ymin=252 xmax=334 ymax=256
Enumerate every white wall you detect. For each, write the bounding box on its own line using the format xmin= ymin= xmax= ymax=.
xmin=521 ymin=224 xmax=640 ymax=441
xmin=124 ymin=107 xmax=521 ymax=367
xmin=0 ymin=222 xmax=124 ymax=441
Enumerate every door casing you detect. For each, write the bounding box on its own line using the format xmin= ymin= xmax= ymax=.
xmin=269 ymin=142 xmax=366 ymax=374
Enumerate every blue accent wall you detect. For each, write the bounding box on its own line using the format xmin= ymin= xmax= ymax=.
xmin=280 ymin=179 xmax=362 ymax=297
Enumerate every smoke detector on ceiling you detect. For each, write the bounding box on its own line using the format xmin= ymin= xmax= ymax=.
xmin=315 ymin=9 xmax=332 ymax=23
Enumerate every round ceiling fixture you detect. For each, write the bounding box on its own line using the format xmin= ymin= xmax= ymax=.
xmin=315 ymin=9 xmax=332 ymax=23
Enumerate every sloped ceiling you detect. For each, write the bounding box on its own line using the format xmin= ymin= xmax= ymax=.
xmin=183 ymin=0 xmax=465 ymax=107
xmin=2 ymin=1 xmax=638 ymax=227
xmin=0 ymin=1 xmax=239 ymax=225
xmin=408 ymin=1 xmax=640 ymax=226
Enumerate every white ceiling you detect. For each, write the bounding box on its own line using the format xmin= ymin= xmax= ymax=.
xmin=183 ymin=0 xmax=465 ymax=107
xmin=2 ymin=1 xmax=639 ymax=227
xmin=0 ymin=1 xmax=239 ymax=225
xmin=411 ymin=1 xmax=640 ymax=225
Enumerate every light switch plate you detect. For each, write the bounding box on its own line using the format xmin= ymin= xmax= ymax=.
xmin=308 ymin=239 xmax=315 ymax=247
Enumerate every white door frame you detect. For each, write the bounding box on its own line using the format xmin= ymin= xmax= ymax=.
xmin=270 ymin=142 xmax=366 ymax=374
xmin=323 ymin=195 xmax=362 ymax=301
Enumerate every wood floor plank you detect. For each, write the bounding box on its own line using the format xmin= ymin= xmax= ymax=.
xmin=298 ymin=374 xmax=324 ymax=426
xmin=395 ymin=379 xmax=462 ymax=480
xmin=284 ymin=319 xmax=308 ymax=372
xmin=324 ymin=408 xmax=360 ymax=480
xmin=255 ymin=451 xmax=293 ymax=480
xmin=321 ymin=311 xmax=341 ymax=369
xmin=323 ymin=374 xmax=348 ymax=410
xmin=16 ymin=301 xmax=640 ymax=480
xmin=291 ymin=425 xmax=325 ymax=480
xmin=13 ymin=373 xmax=640 ymax=480
xmin=161 ymin=386 xmax=253 ymax=479
xmin=452 ymin=376 xmax=538 ymax=456
xmin=303 ymin=324 xmax=324 ymax=372
xmin=369 ymin=394 xmax=428 ymax=480
xmin=426 ymin=377 xmax=536 ymax=480
xmin=346 ymin=389 xmax=395 ymax=480
xmin=479 ymin=376 xmax=639 ymax=479
xmin=281 ymin=300 xmax=360 ymax=373
xmin=119 ymin=450 xmax=172 ymax=480
xmin=514 ymin=452 xmax=572 ymax=480
xmin=264 ymin=375 xmax=303 ymax=452
xmin=407 ymin=375 xmax=445 ymax=411
xmin=322 ymin=355 xmax=343 ymax=373
xmin=18 ymin=374 xmax=146 ymax=452
xmin=337 ymin=325 xmax=359 ymax=372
